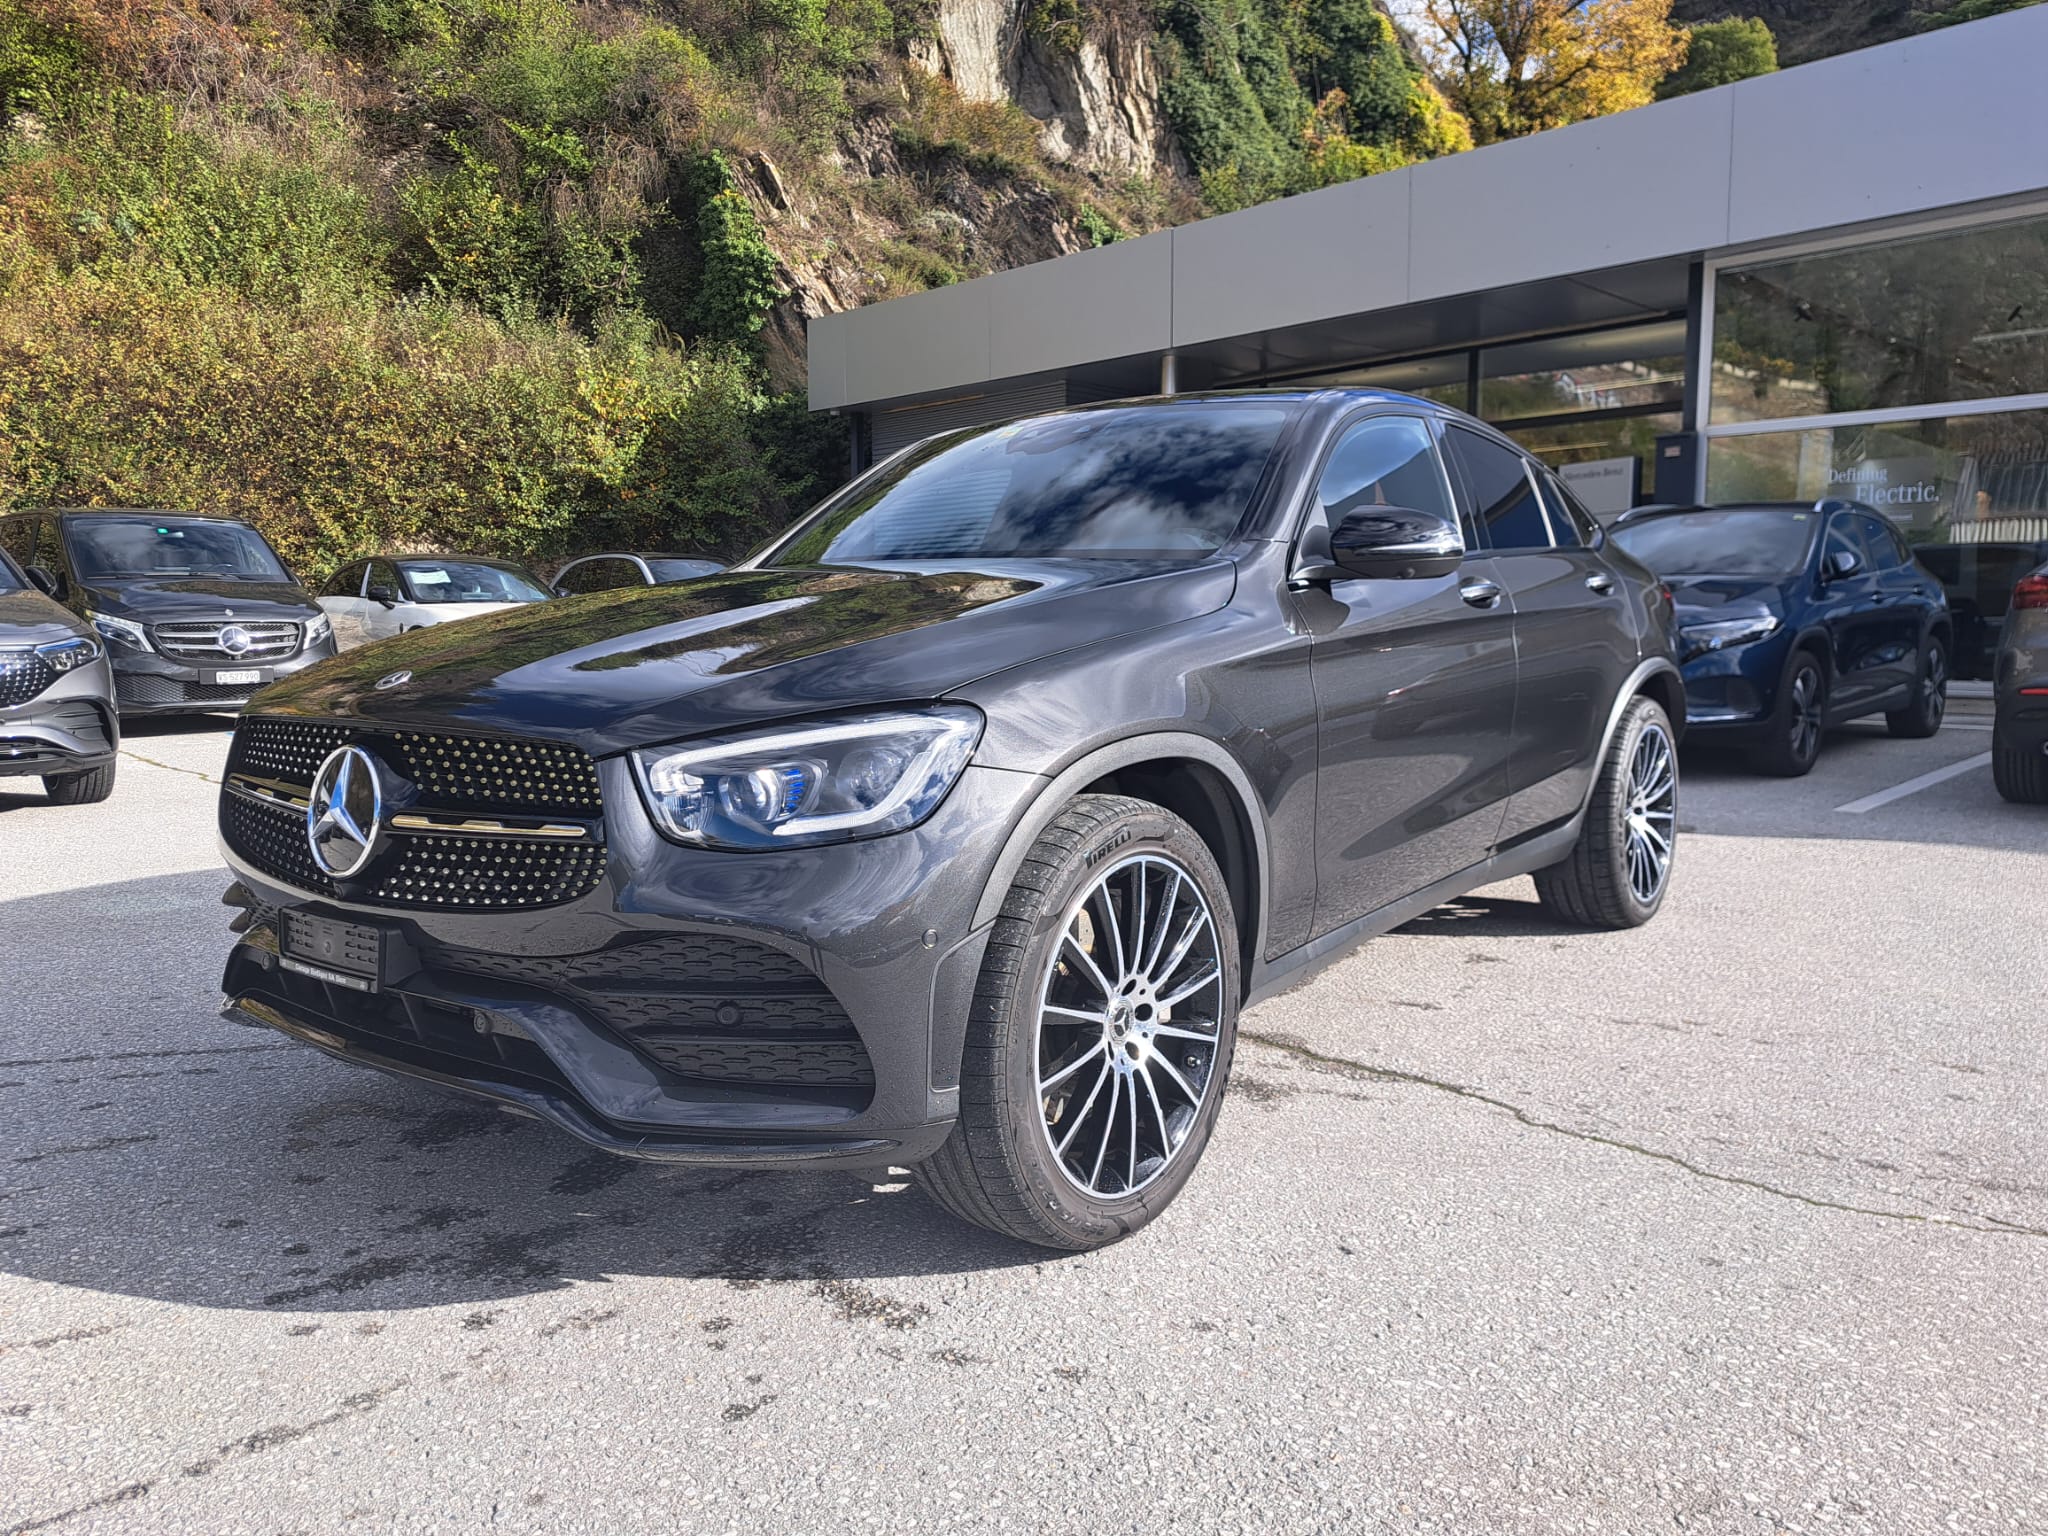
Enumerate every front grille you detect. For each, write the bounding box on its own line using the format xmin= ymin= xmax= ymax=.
xmin=150 ymin=619 xmax=301 ymax=662
xmin=429 ymin=933 xmax=874 ymax=1092
xmin=117 ymin=674 xmax=257 ymax=709
xmin=221 ymin=716 xmax=608 ymax=911
xmin=0 ymin=649 xmax=56 ymax=708
xmin=234 ymin=716 xmax=601 ymax=818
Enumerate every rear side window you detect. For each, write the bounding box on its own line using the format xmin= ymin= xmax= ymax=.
xmin=1448 ymin=429 xmax=1552 ymax=551
xmin=1535 ymin=469 xmax=1598 ymax=549
xmin=1313 ymin=416 xmax=1457 ymax=531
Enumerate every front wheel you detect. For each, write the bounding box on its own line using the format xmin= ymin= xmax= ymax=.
xmin=1753 ymin=651 xmax=1826 ymax=777
xmin=917 ymin=794 xmax=1240 ymax=1251
xmin=1533 ymin=695 xmax=1677 ymax=929
xmin=1886 ymin=635 xmax=1948 ymax=739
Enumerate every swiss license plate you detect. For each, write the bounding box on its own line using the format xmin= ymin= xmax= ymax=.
xmin=211 ymin=668 xmax=264 ymax=686
xmin=280 ymin=909 xmax=385 ymax=992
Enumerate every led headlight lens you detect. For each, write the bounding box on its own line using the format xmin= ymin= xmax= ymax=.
xmin=35 ymin=636 xmax=102 ymax=673
xmin=305 ymin=611 xmax=333 ymax=648
xmin=1681 ymin=614 xmax=1780 ymax=658
xmin=632 ymin=706 xmax=984 ymax=850
xmin=87 ymin=611 xmax=151 ymax=652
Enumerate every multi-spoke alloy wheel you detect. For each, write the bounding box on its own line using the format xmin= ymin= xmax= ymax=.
xmin=1621 ymin=724 xmax=1676 ymax=907
xmin=1035 ymin=854 xmax=1224 ymax=1198
xmin=1788 ymin=665 xmax=1823 ymax=764
xmin=1533 ymin=694 xmax=1678 ymax=930
xmin=917 ymin=794 xmax=1240 ymax=1250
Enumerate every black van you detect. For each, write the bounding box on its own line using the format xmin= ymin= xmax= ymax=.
xmin=0 ymin=510 xmax=336 ymax=717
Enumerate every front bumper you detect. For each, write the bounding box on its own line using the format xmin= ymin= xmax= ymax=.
xmin=1674 ymin=639 xmax=1786 ymax=732
xmin=111 ymin=638 xmax=334 ymax=716
xmin=219 ymin=760 xmax=1044 ymax=1169
xmin=0 ymin=657 xmax=118 ymax=777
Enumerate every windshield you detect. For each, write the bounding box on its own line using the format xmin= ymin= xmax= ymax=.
xmin=398 ymin=560 xmax=549 ymax=604
xmin=1611 ymin=509 xmax=1818 ymax=579
xmin=768 ymin=403 xmax=1298 ymax=566
xmin=66 ymin=517 xmax=290 ymax=582
xmin=0 ymin=553 xmax=23 ymax=595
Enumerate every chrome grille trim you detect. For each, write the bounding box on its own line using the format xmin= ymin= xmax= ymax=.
xmin=150 ymin=619 xmax=302 ymax=661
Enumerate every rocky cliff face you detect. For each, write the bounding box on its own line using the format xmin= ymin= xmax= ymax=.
xmin=908 ymin=0 xmax=1183 ymax=177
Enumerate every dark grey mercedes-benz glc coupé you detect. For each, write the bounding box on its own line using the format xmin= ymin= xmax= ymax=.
xmin=215 ymin=391 xmax=1684 ymax=1249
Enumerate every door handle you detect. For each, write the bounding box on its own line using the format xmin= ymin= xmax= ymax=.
xmin=1584 ymin=572 xmax=1615 ymax=594
xmin=1460 ymin=579 xmax=1504 ymax=609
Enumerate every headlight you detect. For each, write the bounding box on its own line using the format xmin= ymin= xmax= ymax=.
xmin=631 ymin=706 xmax=984 ymax=850
xmin=36 ymin=635 xmax=102 ymax=673
xmin=88 ymin=611 xmax=151 ymax=652
xmin=305 ymin=611 xmax=332 ymax=647
xmin=1681 ymin=614 xmax=1780 ymax=658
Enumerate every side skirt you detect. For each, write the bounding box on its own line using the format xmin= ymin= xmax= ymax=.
xmin=1242 ymin=820 xmax=1581 ymax=1011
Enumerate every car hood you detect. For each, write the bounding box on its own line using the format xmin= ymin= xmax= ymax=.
xmin=0 ymin=586 xmax=92 ymax=643
xmin=1663 ymin=574 xmax=1790 ymax=622
xmin=82 ymin=577 xmax=320 ymax=621
xmin=250 ymin=559 xmax=1238 ymax=755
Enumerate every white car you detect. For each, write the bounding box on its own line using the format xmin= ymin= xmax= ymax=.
xmin=317 ymin=556 xmax=551 ymax=649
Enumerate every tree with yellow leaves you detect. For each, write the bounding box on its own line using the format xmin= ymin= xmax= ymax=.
xmin=1417 ymin=0 xmax=1688 ymax=144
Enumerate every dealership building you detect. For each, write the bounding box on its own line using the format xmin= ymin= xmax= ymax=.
xmin=808 ymin=3 xmax=2048 ymax=566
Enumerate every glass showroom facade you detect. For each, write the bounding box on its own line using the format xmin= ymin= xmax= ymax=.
xmin=1700 ymin=210 xmax=2048 ymax=669
xmin=1279 ymin=318 xmax=1688 ymax=515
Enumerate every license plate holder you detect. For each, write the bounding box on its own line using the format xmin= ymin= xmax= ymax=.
xmin=279 ymin=909 xmax=416 ymax=993
xmin=208 ymin=667 xmax=267 ymax=687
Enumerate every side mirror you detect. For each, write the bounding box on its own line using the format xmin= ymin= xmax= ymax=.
xmin=367 ymin=583 xmax=399 ymax=607
xmin=1296 ymin=507 xmax=1465 ymax=584
xmin=1822 ymin=549 xmax=1862 ymax=582
xmin=23 ymin=564 xmax=59 ymax=597
xmin=551 ymin=582 xmax=573 ymax=598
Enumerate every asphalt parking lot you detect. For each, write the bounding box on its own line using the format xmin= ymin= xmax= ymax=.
xmin=4 ymin=705 xmax=2045 ymax=1535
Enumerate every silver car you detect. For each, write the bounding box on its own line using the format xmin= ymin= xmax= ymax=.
xmin=0 ymin=548 xmax=119 ymax=803
xmin=317 ymin=556 xmax=552 ymax=650
xmin=1993 ymin=559 xmax=2048 ymax=804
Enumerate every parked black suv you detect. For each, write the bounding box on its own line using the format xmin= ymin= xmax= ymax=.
xmin=0 ymin=510 xmax=336 ymax=717
xmin=215 ymin=392 xmax=1683 ymax=1249
xmin=1 ymin=547 xmax=119 ymax=802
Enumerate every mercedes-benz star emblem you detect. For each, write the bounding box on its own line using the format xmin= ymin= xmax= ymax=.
xmin=218 ymin=624 xmax=254 ymax=656
xmin=306 ymin=745 xmax=383 ymax=879
xmin=374 ymin=670 xmax=412 ymax=691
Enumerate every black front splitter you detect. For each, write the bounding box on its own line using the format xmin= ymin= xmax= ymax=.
xmin=223 ymin=994 xmax=950 ymax=1170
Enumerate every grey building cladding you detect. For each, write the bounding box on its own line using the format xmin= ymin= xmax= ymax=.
xmin=809 ymin=5 xmax=2048 ymax=521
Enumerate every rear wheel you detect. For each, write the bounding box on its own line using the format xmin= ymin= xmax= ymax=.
xmin=1993 ymin=726 xmax=2048 ymax=804
xmin=917 ymin=794 xmax=1239 ymax=1250
xmin=1754 ymin=651 xmax=1826 ymax=777
xmin=44 ymin=761 xmax=116 ymax=804
xmin=1534 ymin=695 xmax=1676 ymax=930
xmin=1886 ymin=635 xmax=1948 ymax=738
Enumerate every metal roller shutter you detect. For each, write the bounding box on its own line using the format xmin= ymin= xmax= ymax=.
xmin=867 ymin=380 xmax=1073 ymax=462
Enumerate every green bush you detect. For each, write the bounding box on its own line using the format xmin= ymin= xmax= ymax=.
xmin=0 ymin=272 xmax=818 ymax=573
xmin=1656 ymin=17 xmax=1778 ymax=99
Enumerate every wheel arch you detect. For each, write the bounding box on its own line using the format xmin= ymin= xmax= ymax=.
xmin=970 ymin=734 xmax=1269 ymax=1000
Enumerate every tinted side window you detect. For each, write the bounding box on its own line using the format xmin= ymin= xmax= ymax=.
xmin=1535 ymin=469 xmax=1597 ymax=549
xmin=1313 ymin=416 xmax=1457 ymax=531
xmin=1854 ymin=513 xmax=1904 ymax=570
xmin=322 ymin=562 xmax=366 ymax=598
xmin=558 ymin=557 xmax=641 ymax=594
xmin=1823 ymin=517 xmax=1866 ymax=574
xmin=1448 ymin=429 xmax=1552 ymax=551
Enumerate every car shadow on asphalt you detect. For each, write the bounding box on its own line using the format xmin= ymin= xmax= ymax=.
xmin=1 ymin=873 xmax=1050 ymax=1317
xmin=1393 ymin=894 xmax=1566 ymax=939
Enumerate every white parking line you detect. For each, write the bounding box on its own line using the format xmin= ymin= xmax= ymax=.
xmin=1835 ymin=752 xmax=1994 ymax=814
